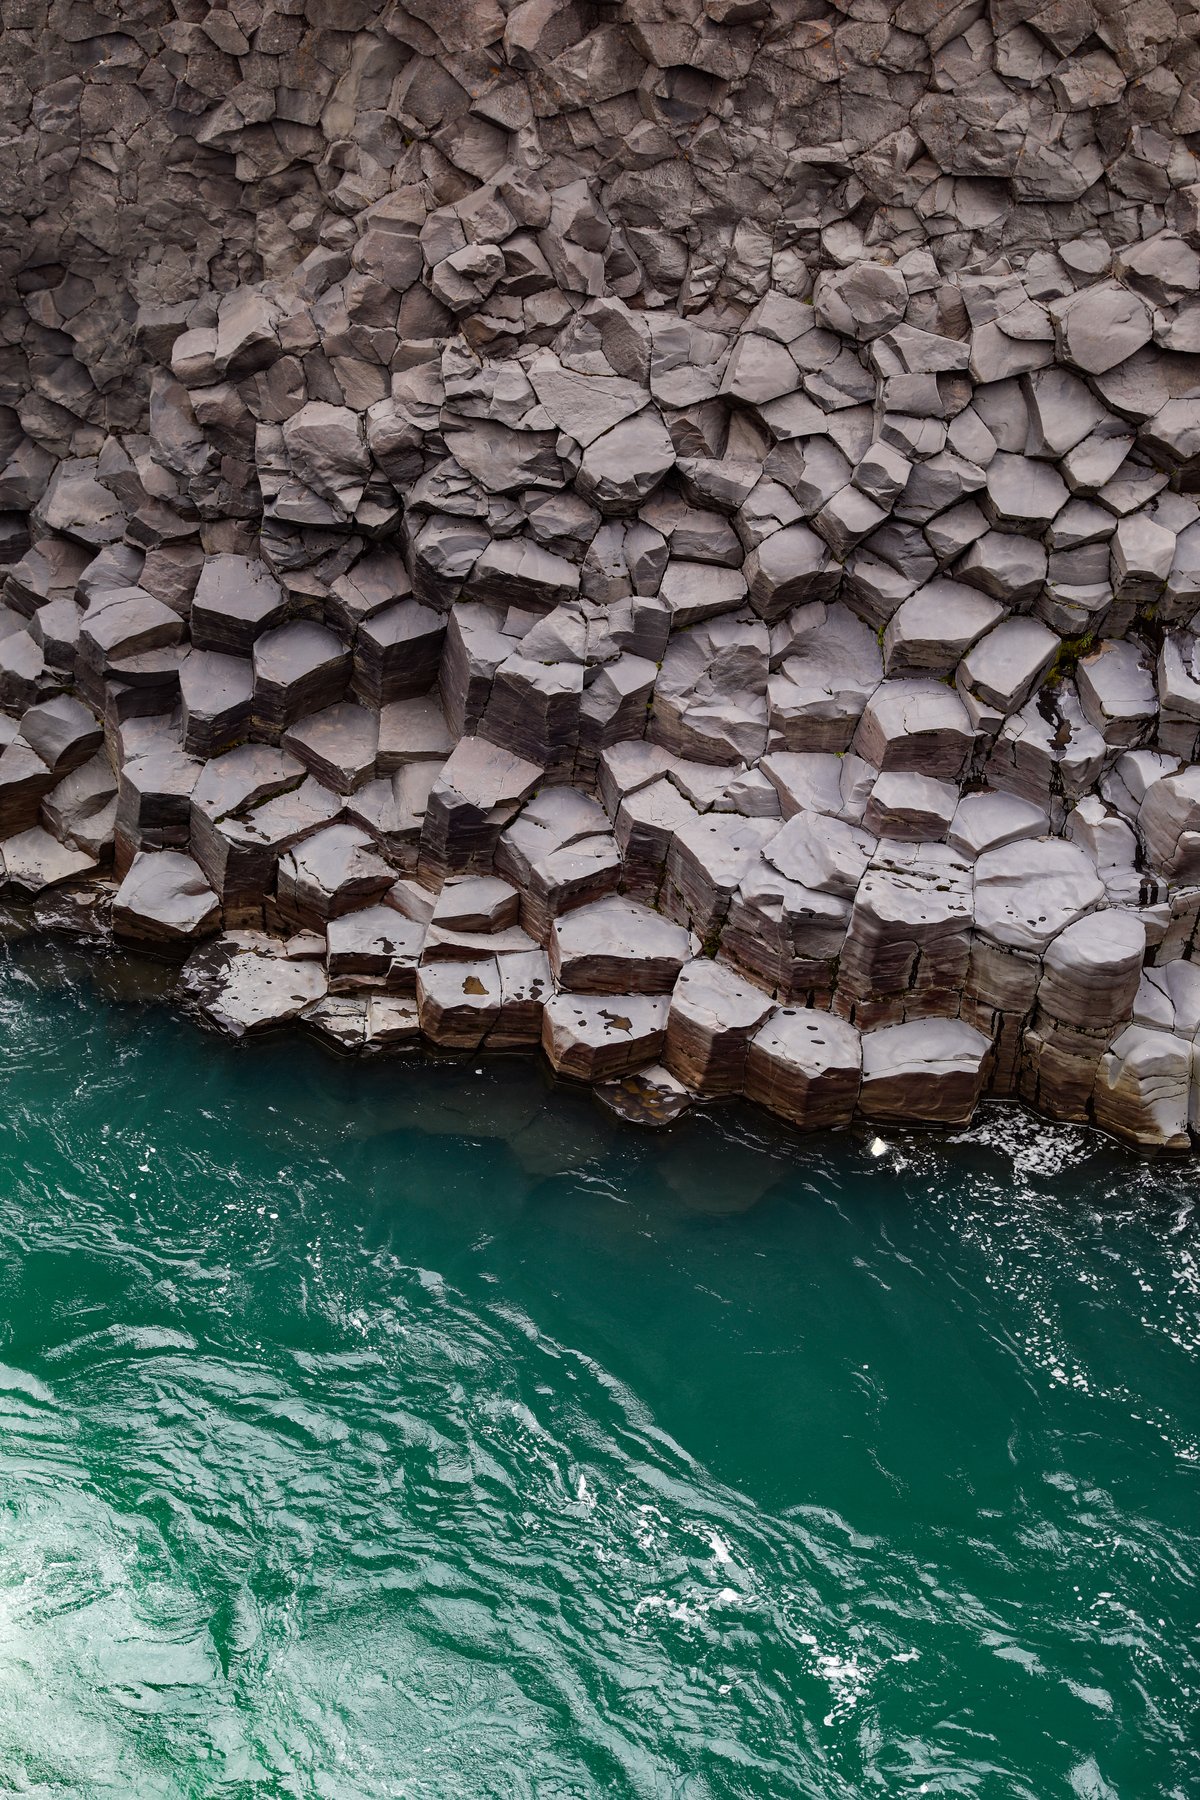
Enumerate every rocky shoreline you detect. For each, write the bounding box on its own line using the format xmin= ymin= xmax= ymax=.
xmin=2 ymin=0 xmax=1200 ymax=1149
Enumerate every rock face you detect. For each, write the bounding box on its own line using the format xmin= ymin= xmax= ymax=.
xmin=2 ymin=0 xmax=1200 ymax=1150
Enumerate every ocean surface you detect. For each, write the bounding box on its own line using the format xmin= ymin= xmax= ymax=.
xmin=0 ymin=932 xmax=1196 ymax=1800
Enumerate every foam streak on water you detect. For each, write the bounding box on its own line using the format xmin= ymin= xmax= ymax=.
xmin=0 ymin=937 xmax=1196 ymax=1799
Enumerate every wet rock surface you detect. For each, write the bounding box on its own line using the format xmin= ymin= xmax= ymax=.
xmin=3 ymin=0 xmax=1200 ymax=1149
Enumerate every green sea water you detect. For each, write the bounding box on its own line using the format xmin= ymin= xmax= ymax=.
xmin=0 ymin=934 xmax=1196 ymax=1800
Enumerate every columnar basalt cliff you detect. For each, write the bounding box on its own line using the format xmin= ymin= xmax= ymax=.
xmin=2 ymin=0 xmax=1200 ymax=1146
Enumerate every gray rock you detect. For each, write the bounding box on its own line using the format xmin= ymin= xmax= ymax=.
xmin=835 ymin=841 xmax=974 ymax=1028
xmin=975 ymin=838 xmax=1104 ymax=953
xmin=353 ymin=600 xmax=446 ymax=708
xmin=519 ymin=835 xmax=622 ymax=944
xmin=652 ymin=614 xmax=768 ymax=765
xmin=191 ymin=556 xmax=289 ymax=656
xmin=276 ymin=823 xmax=395 ymax=928
xmin=181 ymin=933 xmax=328 ymax=1038
xmin=41 ymin=752 xmax=118 ymax=857
xmin=767 ymin=603 xmax=882 ymax=753
xmin=1077 ymin=641 xmax=1158 ymax=748
xmin=1038 ymin=909 xmax=1145 ymax=1032
xmin=253 ymin=621 xmax=351 ymax=741
xmin=18 ymin=696 xmax=102 ymax=778
xmin=180 ymin=650 xmax=253 ymax=758
xmin=814 ymin=264 xmax=907 ymax=341
xmin=949 ymin=790 xmax=1049 ymax=858
xmin=432 ymin=876 xmax=520 ymax=933
xmin=283 ymin=704 xmax=380 ymax=795
xmin=744 ymin=525 xmax=838 ymax=622
xmin=957 ymin=617 xmax=1059 ymax=724
xmin=281 ymin=402 xmax=370 ymax=512
xmin=763 ymin=810 xmax=875 ymax=899
xmin=421 ymin=736 xmax=542 ymax=875
xmin=0 ymin=737 xmax=57 ymax=837
xmin=959 ymin=530 xmax=1047 ymax=605
xmin=469 ymin=539 xmax=581 ymax=614
xmin=326 ymin=905 xmax=425 ymax=992
xmin=864 ymin=771 xmax=959 ymax=841
xmin=853 ymin=680 xmax=974 ymax=779
xmin=112 ymin=850 xmax=220 ymax=948
xmin=377 ymin=695 xmax=456 ymax=771
xmin=1138 ymin=766 xmax=1200 ymax=880
xmin=1053 ymin=284 xmax=1153 ymax=375
xmin=983 ymin=452 xmax=1069 ymax=533
xmin=665 ymin=811 xmax=779 ymax=940
xmin=577 ymin=412 xmax=675 ymax=513
xmin=657 ymin=561 xmax=748 ymax=628
xmin=883 ymin=580 xmax=1002 ymax=678
xmin=1 ymin=826 xmax=98 ymax=896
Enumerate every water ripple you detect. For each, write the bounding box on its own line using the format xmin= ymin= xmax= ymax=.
xmin=0 ymin=940 xmax=1195 ymax=1797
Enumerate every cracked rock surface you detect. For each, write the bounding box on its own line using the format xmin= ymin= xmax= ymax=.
xmin=3 ymin=0 xmax=1200 ymax=1146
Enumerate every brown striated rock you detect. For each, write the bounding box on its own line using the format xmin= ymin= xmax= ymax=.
xmin=859 ymin=1020 xmax=992 ymax=1127
xmin=744 ymin=1008 xmax=862 ymax=1130
xmin=664 ymin=957 xmax=774 ymax=1095
xmin=542 ymin=992 xmax=669 ymax=1082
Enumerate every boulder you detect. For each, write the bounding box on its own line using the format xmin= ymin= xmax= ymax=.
xmin=112 ymin=850 xmax=220 ymax=948
xmin=180 ymin=934 xmax=328 ymax=1037
xmin=858 ymin=1019 xmax=991 ymax=1126
xmin=550 ymin=894 xmax=690 ymax=994
xmin=664 ymin=957 xmax=774 ymax=1095
xmin=744 ymin=1007 xmax=862 ymax=1128
xmin=276 ymin=823 xmax=395 ymax=928
xmin=852 ymin=680 xmax=974 ymax=779
xmin=541 ymin=992 xmax=669 ymax=1081
xmin=191 ymin=556 xmax=289 ymax=655
xmin=1093 ymin=1026 xmax=1193 ymax=1150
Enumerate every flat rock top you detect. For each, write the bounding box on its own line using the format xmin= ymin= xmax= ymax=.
xmin=752 ymin=1007 xmax=862 ymax=1074
xmin=543 ymin=992 xmax=669 ymax=1040
xmin=860 ymin=1018 xmax=991 ymax=1076
xmin=193 ymin=555 xmax=285 ymax=625
xmin=254 ymin=621 xmax=348 ymax=684
xmin=284 ymin=702 xmax=379 ymax=760
xmin=552 ymin=895 xmax=691 ymax=963
xmin=326 ymin=905 xmax=425 ymax=958
xmin=436 ymin=736 xmax=543 ymax=807
xmin=114 ymin=850 xmax=217 ymax=933
xmin=432 ymin=875 xmax=519 ymax=931
xmin=378 ymin=696 xmax=455 ymax=764
xmin=283 ymin=821 xmax=391 ymax=888
xmin=191 ymin=745 xmax=304 ymax=819
xmin=671 ymin=956 xmax=775 ymax=1030
xmin=974 ymin=837 xmax=1105 ymax=951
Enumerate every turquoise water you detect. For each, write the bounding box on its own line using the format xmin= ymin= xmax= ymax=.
xmin=0 ymin=936 xmax=1196 ymax=1799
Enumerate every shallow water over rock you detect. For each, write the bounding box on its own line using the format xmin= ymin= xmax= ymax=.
xmin=0 ymin=937 xmax=1196 ymax=1798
